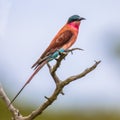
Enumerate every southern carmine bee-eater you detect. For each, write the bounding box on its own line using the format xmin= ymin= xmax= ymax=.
xmin=9 ymin=15 xmax=85 ymax=106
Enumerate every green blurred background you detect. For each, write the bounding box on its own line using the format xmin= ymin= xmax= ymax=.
xmin=1 ymin=100 xmax=120 ymax=120
xmin=0 ymin=0 xmax=120 ymax=119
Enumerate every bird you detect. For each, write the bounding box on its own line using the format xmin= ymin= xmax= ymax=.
xmin=9 ymin=15 xmax=85 ymax=106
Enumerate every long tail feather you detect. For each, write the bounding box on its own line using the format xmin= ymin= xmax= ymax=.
xmin=31 ymin=56 xmax=49 ymax=69
xmin=8 ymin=60 xmax=47 ymax=107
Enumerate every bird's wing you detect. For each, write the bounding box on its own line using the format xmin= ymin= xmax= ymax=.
xmin=31 ymin=30 xmax=73 ymax=69
xmin=53 ymin=30 xmax=73 ymax=48
xmin=41 ymin=30 xmax=73 ymax=58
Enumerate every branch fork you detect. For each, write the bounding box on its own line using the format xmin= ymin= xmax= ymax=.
xmin=0 ymin=48 xmax=101 ymax=120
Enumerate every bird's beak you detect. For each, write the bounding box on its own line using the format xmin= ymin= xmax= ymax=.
xmin=79 ymin=17 xmax=86 ymax=21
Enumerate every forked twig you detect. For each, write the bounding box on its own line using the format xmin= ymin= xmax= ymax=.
xmin=0 ymin=48 xmax=101 ymax=120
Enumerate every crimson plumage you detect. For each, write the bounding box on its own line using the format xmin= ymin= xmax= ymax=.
xmin=9 ymin=15 xmax=85 ymax=106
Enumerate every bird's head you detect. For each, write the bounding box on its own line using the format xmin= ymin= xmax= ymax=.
xmin=67 ymin=15 xmax=85 ymax=23
xmin=67 ymin=15 xmax=85 ymax=29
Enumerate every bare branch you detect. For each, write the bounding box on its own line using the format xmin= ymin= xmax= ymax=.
xmin=24 ymin=60 xmax=100 ymax=119
xmin=62 ymin=60 xmax=101 ymax=86
xmin=47 ymin=47 xmax=83 ymax=85
xmin=0 ymin=48 xmax=101 ymax=120
xmin=47 ymin=62 xmax=61 ymax=85
xmin=0 ymin=84 xmax=24 ymax=120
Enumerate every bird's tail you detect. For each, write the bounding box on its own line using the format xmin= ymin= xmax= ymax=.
xmin=8 ymin=60 xmax=47 ymax=107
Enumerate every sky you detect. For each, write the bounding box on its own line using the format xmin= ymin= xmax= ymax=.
xmin=0 ymin=0 xmax=120 ymax=110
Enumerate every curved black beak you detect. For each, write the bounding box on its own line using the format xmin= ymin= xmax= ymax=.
xmin=79 ymin=17 xmax=86 ymax=21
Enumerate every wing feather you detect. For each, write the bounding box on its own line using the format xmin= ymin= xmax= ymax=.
xmin=31 ymin=30 xmax=73 ymax=69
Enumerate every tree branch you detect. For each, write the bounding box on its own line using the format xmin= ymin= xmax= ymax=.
xmin=62 ymin=60 xmax=101 ymax=86
xmin=0 ymin=84 xmax=24 ymax=120
xmin=47 ymin=48 xmax=83 ymax=85
xmin=23 ymin=48 xmax=101 ymax=120
xmin=0 ymin=48 xmax=101 ymax=120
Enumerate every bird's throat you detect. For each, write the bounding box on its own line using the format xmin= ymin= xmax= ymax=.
xmin=68 ymin=21 xmax=80 ymax=30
